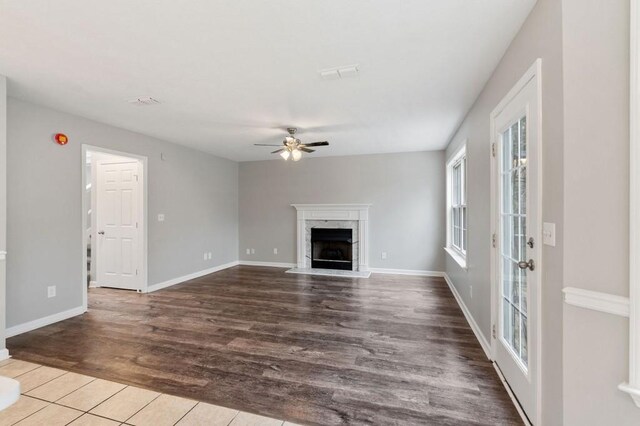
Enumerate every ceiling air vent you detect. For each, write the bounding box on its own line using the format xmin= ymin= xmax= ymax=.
xmin=128 ymin=97 xmax=161 ymax=106
xmin=319 ymin=65 xmax=359 ymax=80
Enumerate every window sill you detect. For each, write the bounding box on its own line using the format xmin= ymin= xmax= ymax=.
xmin=444 ymin=247 xmax=467 ymax=270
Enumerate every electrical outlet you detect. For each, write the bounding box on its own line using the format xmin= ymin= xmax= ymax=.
xmin=251 ymin=248 xmax=255 ymax=254
xmin=203 ymin=252 xmax=207 ymax=260
xmin=246 ymin=248 xmax=250 ymax=255
xmin=47 ymin=286 xmax=56 ymax=298
xmin=208 ymin=252 xmax=212 ymax=260
xmin=381 ymin=251 xmax=387 ymax=260
xmin=273 ymin=248 xmax=278 ymax=255
xmin=157 ymin=214 xmax=165 ymax=222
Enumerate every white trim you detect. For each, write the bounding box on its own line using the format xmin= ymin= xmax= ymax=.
xmin=563 ymin=287 xmax=630 ymax=317
xmin=444 ymin=247 xmax=467 ymax=269
xmin=493 ymin=363 xmax=533 ymax=426
xmin=147 ymin=261 xmax=240 ymax=293
xmin=0 ymin=349 xmax=9 ymax=361
xmin=238 ymin=260 xmax=296 ymax=268
xmin=81 ymin=145 xmax=148 ymax=310
xmin=619 ymin=382 xmax=640 ymax=407
xmin=624 ymin=0 xmax=640 ymax=407
xmin=443 ymin=273 xmax=492 ymax=359
xmin=370 ymin=268 xmax=444 ymax=277
xmin=290 ymin=204 xmax=371 ymax=210
xmin=5 ymin=306 xmax=86 ymax=338
xmin=489 ymin=58 xmax=543 ymax=424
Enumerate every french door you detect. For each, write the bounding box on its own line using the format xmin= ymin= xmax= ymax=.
xmin=492 ymin=62 xmax=541 ymax=425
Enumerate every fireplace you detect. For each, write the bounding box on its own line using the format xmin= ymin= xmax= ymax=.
xmin=311 ymin=228 xmax=353 ymax=270
xmin=289 ymin=204 xmax=371 ymax=277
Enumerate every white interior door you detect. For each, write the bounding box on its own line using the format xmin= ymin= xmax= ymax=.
xmin=96 ymin=160 xmax=141 ymax=291
xmin=492 ymin=70 xmax=540 ymax=424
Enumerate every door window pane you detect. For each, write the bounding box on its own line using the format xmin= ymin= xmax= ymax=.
xmin=499 ymin=115 xmax=529 ymax=370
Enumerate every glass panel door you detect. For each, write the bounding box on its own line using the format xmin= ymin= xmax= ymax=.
xmin=500 ymin=116 xmax=528 ymax=369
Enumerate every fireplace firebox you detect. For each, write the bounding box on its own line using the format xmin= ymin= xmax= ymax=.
xmin=311 ymin=228 xmax=353 ymax=271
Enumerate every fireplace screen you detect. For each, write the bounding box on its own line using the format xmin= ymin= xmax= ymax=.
xmin=311 ymin=228 xmax=353 ymax=270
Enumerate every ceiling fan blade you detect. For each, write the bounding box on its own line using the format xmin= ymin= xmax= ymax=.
xmin=254 ymin=144 xmax=283 ymax=147
xmin=302 ymin=141 xmax=329 ymax=147
xmin=299 ymin=147 xmax=315 ymax=153
xmin=271 ymin=148 xmax=286 ymax=154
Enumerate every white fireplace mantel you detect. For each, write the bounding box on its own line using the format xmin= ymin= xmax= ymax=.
xmin=291 ymin=204 xmax=371 ymax=273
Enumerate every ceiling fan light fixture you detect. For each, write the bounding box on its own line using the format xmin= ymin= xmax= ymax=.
xmin=280 ymin=150 xmax=291 ymax=160
xmin=291 ymin=149 xmax=302 ymax=161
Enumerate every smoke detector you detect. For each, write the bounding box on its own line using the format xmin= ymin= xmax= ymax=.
xmin=128 ymin=97 xmax=161 ymax=106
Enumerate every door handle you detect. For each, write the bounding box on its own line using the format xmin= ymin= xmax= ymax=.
xmin=518 ymin=259 xmax=535 ymax=271
xmin=98 ymin=231 xmax=105 ymax=235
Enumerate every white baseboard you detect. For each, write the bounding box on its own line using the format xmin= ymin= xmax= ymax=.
xmin=147 ymin=260 xmax=240 ymax=293
xmin=0 ymin=349 xmax=9 ymax=361
xmin=443 ymin=273 xmax=492 ymax=359
xmin=369 ymin=268 xmax=445 ymax=277
xmin=5 ymin=306 xmax=86 ymax=338
xmin=238 ymin=260 xmax=296 ymax=268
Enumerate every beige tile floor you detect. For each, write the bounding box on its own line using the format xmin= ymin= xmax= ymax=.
xmin=0 ymin=359 xmax=300 ymax=426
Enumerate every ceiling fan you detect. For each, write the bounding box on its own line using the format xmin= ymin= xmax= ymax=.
xmin=254 ymin=127 xmax=329 ymax=161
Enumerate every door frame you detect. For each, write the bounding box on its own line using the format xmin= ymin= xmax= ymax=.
xmin=489 ymin=58 xmax=542 ymax=424
xmin=81 ymin=144 xmax=148 ymax=310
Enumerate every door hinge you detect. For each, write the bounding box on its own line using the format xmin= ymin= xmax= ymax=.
xmin=492 ymin=324 xmax=497 ymax=339
xmin=491 ymin=143 xmax=496 ymax=158
xmin=492 ymin=233 xmax=497 ymax=248
xmin=136 ymin=222 xmax=139 ymax=229
xmin=136 ymin=269 xmax=139 ymax=276
xmin=135 ymin=175 xmax=139 ymax=182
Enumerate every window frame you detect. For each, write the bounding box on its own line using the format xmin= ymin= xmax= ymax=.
xmin=445 ymin=143 xmax=468 ymax=269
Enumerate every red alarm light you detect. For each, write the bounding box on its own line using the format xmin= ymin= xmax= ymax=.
xmin=54 ymin=133 xmax=68 ymax=145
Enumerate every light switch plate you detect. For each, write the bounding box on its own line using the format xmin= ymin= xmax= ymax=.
xmin=158 ymin=214 xmax=165 ymax=222
xmin=543 ymin=222 xmax=556 ymax=246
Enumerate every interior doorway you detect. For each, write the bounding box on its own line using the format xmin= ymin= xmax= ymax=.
xmin=82 ymin=145 xmax=148 ymax=310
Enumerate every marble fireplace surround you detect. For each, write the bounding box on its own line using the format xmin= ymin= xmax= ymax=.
xmin=287 ymin=204 xmax=371 ymax=278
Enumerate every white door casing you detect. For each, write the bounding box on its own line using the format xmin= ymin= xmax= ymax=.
xmin=490 ymin=59 xmax=542 ymax=425
xmin=96 ymin=160 xmax=142 ymax=291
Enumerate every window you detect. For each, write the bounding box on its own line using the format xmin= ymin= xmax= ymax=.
xmin=446 ymin=145 xmax=467 ymax=268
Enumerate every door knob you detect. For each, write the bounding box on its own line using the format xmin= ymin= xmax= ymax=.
xmin=98 ymin=231 xmax=105 ymax=235
xmin=518 ymin=259 xmax=535 ymax=271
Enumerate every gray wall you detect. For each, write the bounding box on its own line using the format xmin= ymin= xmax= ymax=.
xmin=561 ymin=0 xmax=640 ymax=424
xmin=6 ymin=98 xmax=238 ymax=328
xmin=239 ymin=152 xmax=445 ymax=272
xmin=444 ymin=0 xmax=565 ymax=423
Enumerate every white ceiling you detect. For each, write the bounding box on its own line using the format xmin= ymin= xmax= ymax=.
xmin=0 ymin=0 xmax=536 ymax=161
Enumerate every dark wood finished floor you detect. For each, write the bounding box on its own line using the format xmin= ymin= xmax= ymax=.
xmin=8 ymin=266 xmax=521 ymax=425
